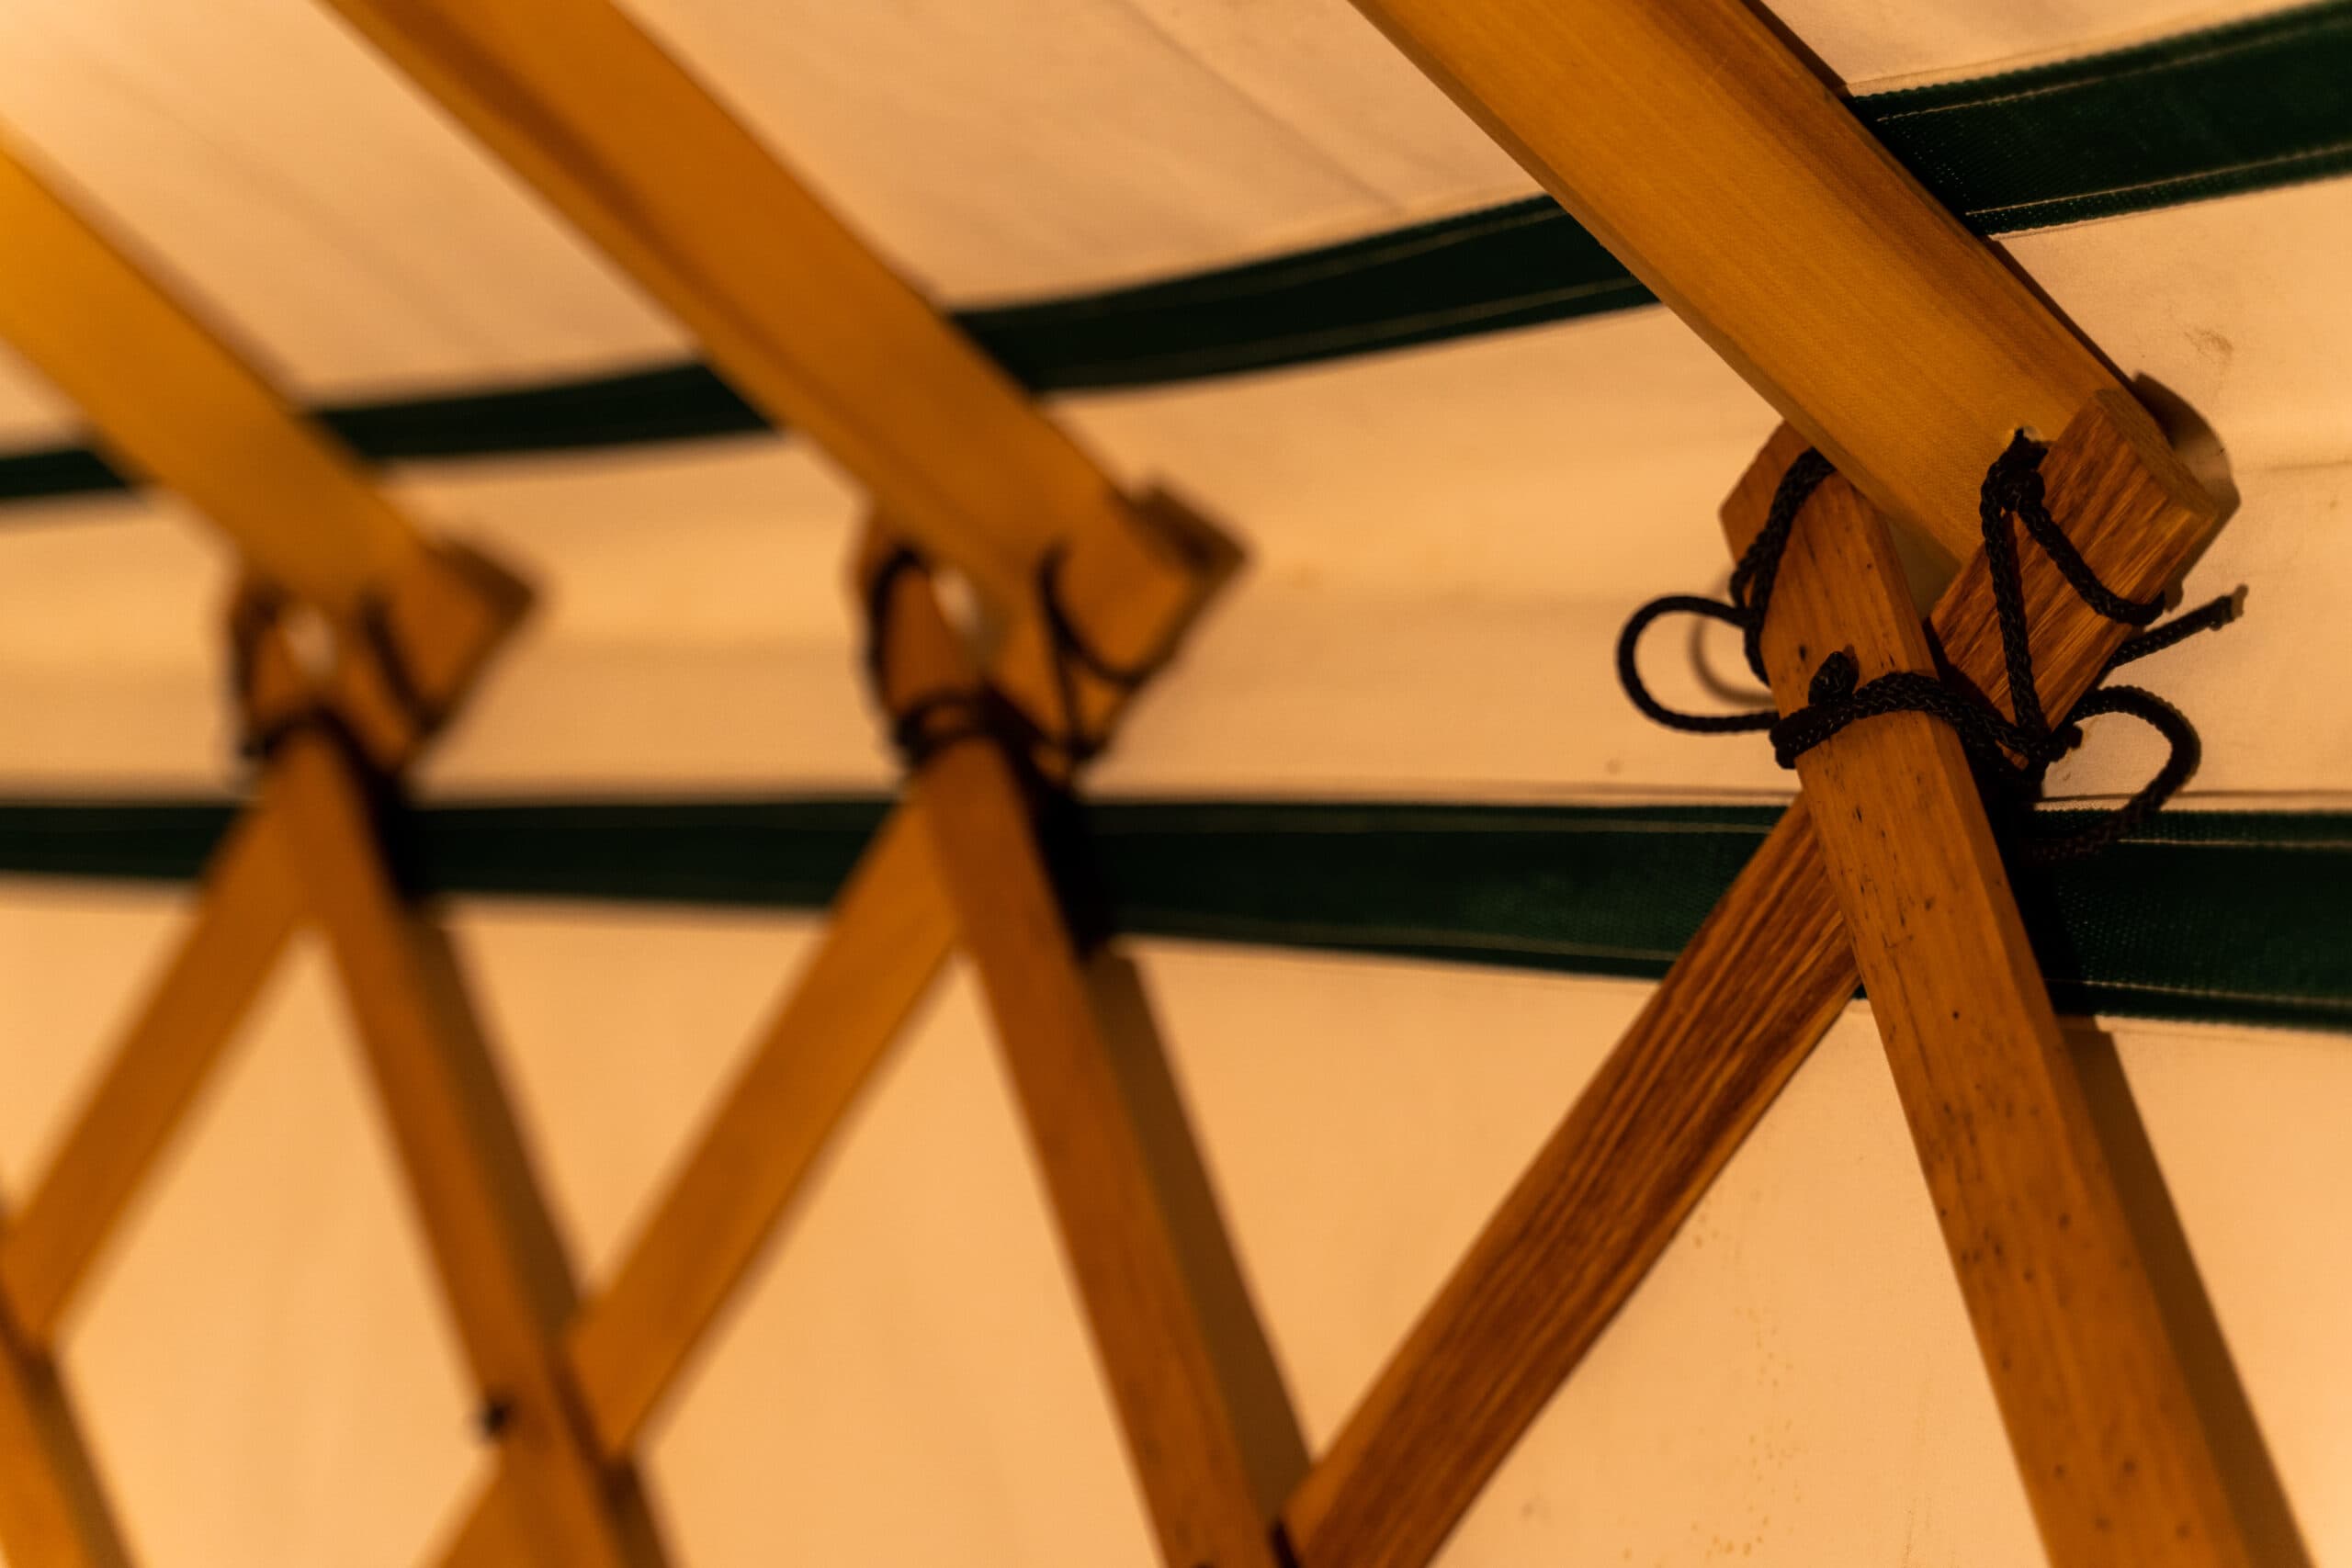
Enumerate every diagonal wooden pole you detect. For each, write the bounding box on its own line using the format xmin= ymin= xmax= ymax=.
xmin=311 ymin=0 xmax=1211 ymax=732
xmin=0 ymin=130 xmax=632 ymax=1567
xmin=294 ymin=11 xmax=1246 ymax=1554
xmin=433 ymin=493 xmax=1227 ymax=1567
xmin=12 ymin=35 xmax=1250 ymax=1560
xmin=270 ymin=725 xmax=658 ymax=1568
xmin=0 ymin=135 xmax=415 ymax=611
xmin=560 ymin=805 xmax=951 ymax=1455
xmin=0 ymin=1247 xmax=131 ymax=1568
xmin=860 ymin=531 xmax=1288 ymax=1568
xmin=0 ymin=592 xmax=526 ymax=1568
xmin=1723 ymin=463 xmax=2251 ymax=1564
xmin=1285 ymin=0 xmax=2265 ymax=1557
xmin=0 ymin=817 xmax=301 ymax=1348
xmin=1286 ymin=397 xmax=2243 ymax=1568
xmin=1340 ymin=0 xmax=2109 ymax=565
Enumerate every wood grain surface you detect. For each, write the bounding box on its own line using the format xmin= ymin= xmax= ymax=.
xmin=1343 ymin=0 xmax=2114 ymax=562
xmin=0 ymin=132 xmax=418 ymax=610
xmin=1286 ymin=396 xmax=2222 ymax=1568
xmin=871 ymin=536 xmax=1281 ymax=1568
xmin=313 ymin=0 xmax=1206 ymax=721
xmin=437 ymin=495 xmax=1222 ymax=1560
xmin=1736 ymin=470 xmax=2252 ymax=1565
xmin=563 ymin=806 xmax=955 ymax=1456
xmin=0 ymin=816 xmax=300 ymax=1348
xmin=273 ymin=734 xmax=656 ymax=1568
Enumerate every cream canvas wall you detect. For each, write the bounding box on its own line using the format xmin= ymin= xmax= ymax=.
xmin=0 ymin=884 xmax=2346 ymax=1565
xmin=0 ymin=0 xmax=2347 ymax=1561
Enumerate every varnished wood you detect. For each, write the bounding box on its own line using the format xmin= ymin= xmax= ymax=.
xmin=1342 ymin=0 xmax=2114 ymax=562
xmin=1084 ymin=951 xmax=1310 ymax=1520
xmin=565 ymin=805 xmax=955 ymax=1455
xmin=270 ymin=734 xmax=651 ymax=1568
xmin=0 ymin=130 xmax=417 ymax=612
xmin=327 ymin=541 xmax=534 ymax=773
xmin=312 ymin=0 xmax=1209 ymax=726
xmin=0 ymin=815 xmax=301 ymax=1348
xmin=433 ymin=492 xmax=1225 ymax=1562
xmin=1283 ymin=804 xmax=1850 ymax=1568
xmin=1286 ymin=394 xmax=2222 ymax=1568
xmin=0 ymin=119 xmax=567 ymax=1566
xmin=0 ymin=1290 xmax=131 ymax=1568
xmin=1736 ymin=470 xmax=2250 ymax=1566
xmin=870 ymin=536 xmax=1280 ymax=1568
xmin=0 ymin=127 xmax=528 ymax=749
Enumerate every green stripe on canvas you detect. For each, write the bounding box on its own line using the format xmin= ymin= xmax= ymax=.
xmin=1 ymin=798 xmax=2344 ymax=1033
xmin=5 ymin=0 xmax=2350 ymax=504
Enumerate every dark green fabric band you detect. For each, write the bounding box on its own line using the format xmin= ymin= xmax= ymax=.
xmin=5 ymin=0 xmax=2350 ymax=504
xmin=2 ymin=798 xmax=2344 ymax=1034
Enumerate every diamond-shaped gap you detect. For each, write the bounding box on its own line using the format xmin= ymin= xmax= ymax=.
xmin=2095 ymin=1017 xmax=2352 ymax=1562
xmin=440 ymin=895 xmax=825 ymax=1294
xmin=1437 ymin=1002 xmax=2041 ymax=1565
xmin=1125 ymin=938 xmax=1637 ymax=1453
xmin=0 ymin=878 xmax=202 ymax=1202
xmin=1130 ymin=941 xmax=2046 ymax=1562
xmin=61 ymin=930 xmax=482 ymax=1568
xmin=644 ymin=954 xmax=1160 ymax=1567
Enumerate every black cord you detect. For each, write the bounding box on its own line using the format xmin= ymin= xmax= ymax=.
xmin=227 ymin=585 xmax=440 ymax=768
xmin=354 ymin=591 xmax=444 ymax=738
xmin=1615 ymin=448 xmax=1835 ymax=736
xmin=1035 ymin=544 xmax=1162 ymax=766
xmin=1617 ymin=435 xmax=2240 ymax=862
xmin=861 ymin=546 xmax=1003 ymax=770
xmin=863 ymin=542 xmax=1166 ymax=772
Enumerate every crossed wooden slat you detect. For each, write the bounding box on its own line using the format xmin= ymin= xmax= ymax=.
xmin=0 ymin=0 xmax=2309 ymax=1563
xmin=0 ymin=132 xmax=555 ymax=1566
xmin=1733 ymin=451 xmax=2248 ymax=1564
xmin=1287 ymin=3 xmax=2299 ymax=1565
xmin=1286 ymin=401 xmax=2272 ymax=1568
xmin=0 ymin=84 xmax=1263 ymax=1567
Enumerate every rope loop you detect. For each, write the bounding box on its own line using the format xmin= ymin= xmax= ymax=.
xmin=226 ymin=582 xmax=437 ymax=769
xmin=1617 ymin=434 xmax=2241 ymax=862
xmin=861 ymin=545 xmax=1004 ymax=771
xmin=863 ymin=540 xmax=1169 ymax=773
xmin=1035 ymin=544 xmax=1162 ymax=766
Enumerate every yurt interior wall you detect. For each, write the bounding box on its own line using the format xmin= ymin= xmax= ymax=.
xmin=0 ymin=0 xmax=2346 ymax=1563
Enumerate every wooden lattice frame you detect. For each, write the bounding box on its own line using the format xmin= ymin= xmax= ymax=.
xmin=0 ymin=1 xmax=2308 ymax=1565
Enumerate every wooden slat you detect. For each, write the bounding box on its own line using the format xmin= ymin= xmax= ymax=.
xmin=0 ymin=131 xmax=418 ymax=612
xmin=872 ymin=538 xmax=1280 ymax=1568
xmin=1737 ymin=469 xmax=2251 ymax=1565
xmin=1082 ymin=949 xmax=1311 ymax=1520
xmin=435 ymin=492 xmax=1225 ymax=1562
xmin=1286 ymin=394 xmax=2221 ymax=1568
xmin=1283 ymin=802 xmax=1849 ymax=1568
xmin=313 ymin=0 xmax=1202 ymax=681
xmin=0 ymin=813 xmax=302 ymax=1348
xmin=4 ymin=96 xmax=554 ymax=1568
xmin=565 ymin=805 xmax=955 ymax=1455
xmin=1343 ymin=0 xmax=2113 ymax=561
xmin=0 ymin=1292 xmax=131 ymax=1568
xmin=0 ymin=547 xmax=520 ymax=1346
xmin=269 ymin=733 xmax=649 ymax=1568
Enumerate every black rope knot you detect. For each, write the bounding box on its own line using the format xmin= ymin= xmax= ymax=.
xmin=1807 ymin=649 xmax=1859 ymax=705
xmin=1618 ymin=434 xmax=2241 ymax=862
xmin=862 ymin=546 xmax=1003 ymax=771
xmin=863 ymin=541 xmax=1166 ymax=773
xmin=226 ymin=583 xmax=438 ymax=773
xmin=1035 ymin=543 xmax=1161 ymax=766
